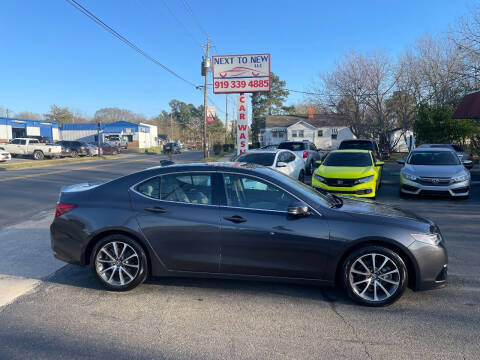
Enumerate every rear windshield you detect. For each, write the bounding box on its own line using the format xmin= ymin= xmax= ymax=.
xmin=338 ymin=141 xmax=374 ymax=151
xmin=323 ymin=152 xmax=372 ymax=167
xmin=278 ymin=142 xmax=305 ymax=151
xmin=408 ymin=151 xmax=460 ymax=165
xmin=236 ymin=153 xmax=276 ymax=166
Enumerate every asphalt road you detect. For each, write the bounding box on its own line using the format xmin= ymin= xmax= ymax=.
xmin=0 ymin=155 xmax=479 ymax=360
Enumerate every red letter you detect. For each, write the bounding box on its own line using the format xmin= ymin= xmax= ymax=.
xmin=238 ymin=124 xmax=247 ymax=131
xmin=239 ymin=114 xmax=245 ymax=120
xmin=239 ymin=105 xmax=246 ymax=111
xmin=240 ymin=133 xmax=246 ymax=139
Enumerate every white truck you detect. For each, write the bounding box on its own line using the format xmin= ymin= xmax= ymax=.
xmin=0 ymin=138 xmax=62 ymax=160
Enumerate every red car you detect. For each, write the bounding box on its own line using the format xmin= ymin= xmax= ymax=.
xmin=101 ymin=144 xmax=121 ymax=155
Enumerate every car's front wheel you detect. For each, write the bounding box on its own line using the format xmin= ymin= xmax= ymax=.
xmin=342 ymin=246 xmax=408 ymax=306
xmin=91 ymin=235 xmax=148 ymax=291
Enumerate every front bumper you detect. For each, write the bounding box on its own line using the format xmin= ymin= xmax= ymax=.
xmin=0 ymin=153 xmax=11 ymax=161
xmin=409 ymin=240 xmax=448 ymax=290
xmin=312 ymin=177 xmax=376 ymax=198
xmin=400 ymin=176 xmax=470 ymax=197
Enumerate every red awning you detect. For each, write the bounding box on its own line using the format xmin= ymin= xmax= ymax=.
xmin=453 ymin=91 xmax=480 ymax=119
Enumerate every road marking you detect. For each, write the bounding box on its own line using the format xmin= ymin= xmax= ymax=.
xmin=0 ymin=157 xmax=159 ymax=183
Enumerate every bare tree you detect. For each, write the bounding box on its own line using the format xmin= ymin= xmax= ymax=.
xmin=94 ymin=107 xmax=146 ymax=123
xmin=14 ymin=111 xmax=44 ymax=120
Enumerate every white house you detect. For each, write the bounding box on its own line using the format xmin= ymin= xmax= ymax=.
xmin=389 ymin=129 xmax=415 ymax=152
xmin=259 ymin=114 xmax=355 ymax=150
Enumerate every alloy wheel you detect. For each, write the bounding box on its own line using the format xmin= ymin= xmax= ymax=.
xmin=95 ymin=241 xmax=140 ymax=286
xmin=348 ymin=252 xmax=400 ymax=302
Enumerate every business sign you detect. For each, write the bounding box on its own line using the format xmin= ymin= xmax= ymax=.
xmin=212 ymin=54 xmax=271 ymax=94
xmin=237 ymin=94 xmax=248 ymax=155
xmin=206 ymin=105 xmax=216 ymax=124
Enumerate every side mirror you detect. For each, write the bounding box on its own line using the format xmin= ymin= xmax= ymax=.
xmin=375 ymin=161 xmax=384 ymax=166
xmin=287 ymin=202 xmax=311 ymax=217
xmin=276 ymin=161 xmax=287 ymax=168
xmin=396 ymin=159 xmax=405 ymax=165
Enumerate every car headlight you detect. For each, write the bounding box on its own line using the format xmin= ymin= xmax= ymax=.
xmin=355 ymin=175 xmax=374 ymax=184
xmin=411 ymin=233 xmax=441 ymax=246
xmin=314 ymin=174 xmax=325 ymax=183
xmin=402 ymin=171 xmax=417 ymax=181
xmin=453 ymin=173 xmax=470 ymax=183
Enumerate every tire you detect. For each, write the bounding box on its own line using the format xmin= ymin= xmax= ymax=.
xmin=342 ymin=245 xmax=408 ymax=307
xmin=33 ymin=151 xmax=44 ymax=160
xmin=71 ymin=150 xmax=78 ymax=158
xmin=91 ymin=234 xmax=148 ymax=291
xmin=298 ymin=169 xmax=305 ymax=183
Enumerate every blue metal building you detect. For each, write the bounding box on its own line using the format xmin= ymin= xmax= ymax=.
xmin=0 ymin=117 xmax=59 ymax=142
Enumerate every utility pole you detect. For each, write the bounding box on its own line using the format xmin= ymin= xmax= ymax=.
xmin=170 ymin=112 xmax=173 ymax=140
xmin=202 ymin=38 xmax=210 ymax=158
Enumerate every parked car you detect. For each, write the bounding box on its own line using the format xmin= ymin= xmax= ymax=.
xmin=338 ymin=139 xmax=381 ymax=160
xmin=0 ymin=138 xmax=62 ymax=160
xmin=235 ymin=149 xmax=305 ymax=181
xmin=57 ymin=143 xmax=72 ymax=157
xmin=417 ymin=144 xmax=473 ymax=169
xmin=51 ymin=162 xmax=448 ymax=306
xmin=86 ymin=143 xmax=101 ymax=156
xmin=104 ymin=135 xmax=128 ymax=149
xmin=163 ymin=142 xmax=181 ymax=154
xmin=0 ymin=149 xmax=11 ymax=162
xmin=101 ymin=144 xmax=121 ymax=155
xmin=56 ymin=141 xmax=89 ymax=158
xmin=312 ymin=150 xmax=383 ymax=199
xmin=278 ymin=140 xmax=322 ymax=175
xmin=397 ymin=147 xmax=471 ymax=198
xmin=260 ymin=144 xmax=278 ymax=150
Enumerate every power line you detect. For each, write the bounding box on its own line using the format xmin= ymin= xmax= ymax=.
xmin=65 ymin=0 xmax=198 ymax=88
xmin=181 ymin=0 xmax=209 ymax=39
xmin=158 ymin=0 xmax=202 ymax=48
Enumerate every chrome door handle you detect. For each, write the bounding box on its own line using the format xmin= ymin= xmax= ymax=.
xmin=223 ymin=215 xmax=247 ymax=223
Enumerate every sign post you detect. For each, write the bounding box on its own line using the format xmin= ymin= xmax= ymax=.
xmin=211 ymin=53 xmax=271 ymax=154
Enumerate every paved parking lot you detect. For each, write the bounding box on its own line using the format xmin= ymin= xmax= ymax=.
xmin=0 ymin=155 xmax=479 ymax=359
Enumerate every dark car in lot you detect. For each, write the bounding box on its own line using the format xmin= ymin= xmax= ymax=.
xmin=338 ymin=139 xmax=382 ymax=160
xmin=51 ymin=162 xmax=447 ymax=306
xmin=278 ymin=141 xmax=322 ymax=175
xmin=56 ymin=140 xmax=89 ymax=157
xmin=100 ymin=144 xmax=121 ymax=155
xmin=163 ymin=142 xmax=181 ymax=154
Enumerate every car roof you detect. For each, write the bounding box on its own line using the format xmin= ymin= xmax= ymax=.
xmin=340 ymin=139 xmax=375 ymax=143
xmin=411 ymin=147 xmax=454 ymax=152
xmin=246 ymin=149 xmax=286 ymax=154
xmin=329 ymin=149 xmax=371 ymax=154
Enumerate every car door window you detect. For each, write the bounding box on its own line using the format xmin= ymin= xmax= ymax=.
xmin=277 ymin=152 xmax=288 ymax=163
xmin=287 ymin=153 xmax=296 ymax=162
xmin=136 ymin=177 xmax=160 ymax=199
xmin=223 ymin=174 xmax=296 ymax=211
xmin=160 ymin=173 xmax=212 ymax=205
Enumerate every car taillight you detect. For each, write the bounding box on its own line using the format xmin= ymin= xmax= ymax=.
xmin=467 ymin=154 xmax=473 ymax=161
xmin=303 ymin=151 xmax=308 ymax=159
xmin=55 ymin=203 xmax=76 ymax=217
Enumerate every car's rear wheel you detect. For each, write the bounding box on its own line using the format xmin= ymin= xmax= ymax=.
xmin=33 ymin=150 xmax=44 ymax=160
xmin=298 ymin=169 xmax=305 ymax=183
xmin=342 ymin=246 xmax=407 ymax=306
xmin=91 ymin=235 xmax=148 ymax=291
xmin=71 ymin=150 xmax=78 ymax=158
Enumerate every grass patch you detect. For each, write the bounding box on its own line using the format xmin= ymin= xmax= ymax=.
xmin=204 ymin=152 xmax=235 ymax=162
xmin=388 ymin=152 xmax=408 ymax=161
xmin=143 ymin=146 xmax=163 ymax=154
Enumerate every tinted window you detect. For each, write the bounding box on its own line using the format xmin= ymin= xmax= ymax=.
xmin=323 ymin=152 xmax=373 ymax=167
xmin=278 ymin=142 xmax=306 ymax=151
xmin=29 ymin=139 xmax=39 ymax=144
xmin=339 ymin=141 xmax=374 ymax=151
xmin=287 ymin=153 xmax=296 ymax=162
xmin=408 ymin=151 xmax=460 ymax=165
xmin=136 ymin=177 xmax=160 ymax=199
xmin=10 ymin=139 xmax=20 ymax=144
xmin=160 ymin=173 xmax=212 ymax=205
xmin=223 ymin=174 xmax=296 ymax=211
xmin=20 ymin=139 xmax=26 ymax=145
xmin=236 ymin=153 xmax=275 ymax=166
xmin=309 ymin=143 xmax=317 ymax=151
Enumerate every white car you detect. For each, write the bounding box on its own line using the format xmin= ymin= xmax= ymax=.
xmin=0 ymin=149 xmax=11 ymax=162
xmin=235 ymin=149 xmax=306 ymax=181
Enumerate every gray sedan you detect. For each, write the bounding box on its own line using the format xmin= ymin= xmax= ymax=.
xmin=397 ymin=147 xmax=471 ymax=198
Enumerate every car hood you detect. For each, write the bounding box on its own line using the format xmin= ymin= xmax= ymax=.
xmin=403 ymin=164 xmax=465 ymax=177
xmin=338 ymin=197 xmax=432 ymax=225
xmin=317 ymin=165 xmax=373 ymax=178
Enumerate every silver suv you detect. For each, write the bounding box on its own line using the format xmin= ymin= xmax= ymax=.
xmin=397 ymin=147 xmax=471 ymax=198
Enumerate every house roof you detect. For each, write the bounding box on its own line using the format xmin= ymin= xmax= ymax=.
xmin=452 ymin=91 xmax=480 ymax=119
xmin=262 ymin=114 xmax=349 ymax=129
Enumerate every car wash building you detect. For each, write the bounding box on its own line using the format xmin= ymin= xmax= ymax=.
xmin=0 ymin=117 xmax=59 ymax=142
xmin=59 ymin=121 xmax=157 ymax=148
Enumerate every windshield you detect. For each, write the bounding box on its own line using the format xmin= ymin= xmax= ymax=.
xmin=278 ymin=142 xmax=305 ymax=151
xmin=408 ymin=151 xmax=460 ymax=165
xmin=338 ymin=141 xmax=374 ymax=151
xmin=324 ymin=152 xmax=372 ymax=167
xmin=236 ymin=153 xmax=276 ymax=166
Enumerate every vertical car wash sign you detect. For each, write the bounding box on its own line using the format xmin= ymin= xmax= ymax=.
xmin=237 ymin=94 xmax=248 ymax=155
xmin=212 ymin=54 xmax=271 ymax=94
